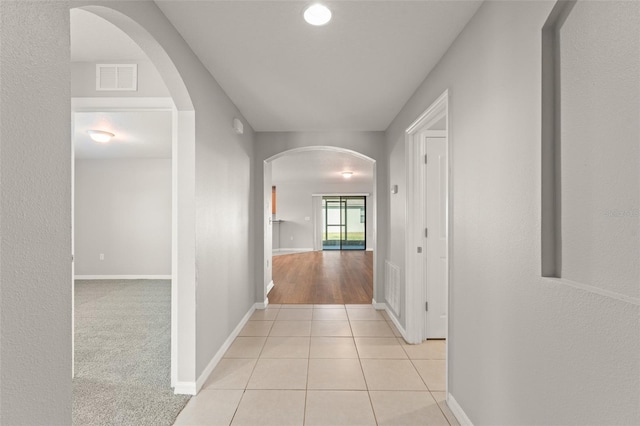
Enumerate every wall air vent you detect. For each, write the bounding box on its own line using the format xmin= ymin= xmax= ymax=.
xmin=385 ymin=260 xmax=400 ymax=315
xmin=96 ymin=64 xmax=138 ymax=91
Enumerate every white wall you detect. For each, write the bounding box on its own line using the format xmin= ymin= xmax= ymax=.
xmin=255 ymin=131 xmax=387 ymax=305
xmin=386 ymin=1 xmax=639 ymax=424
xmin=272 ymin=181 xmax=373 ymax=251
xmin=74 ymin=159 xmax=171 ymax=276
xmin=0 ymin=1 xmax=72 ymax=423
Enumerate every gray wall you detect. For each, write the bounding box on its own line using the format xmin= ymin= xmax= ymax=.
xmin=74 ymin=159 xmax=171 ymax=276
xmin=272 ymin=181 xmax=373 ymax=251
xmin=255 ymin=131 xmax=387 ymax=304
xmin=559 ymin=1 xmax=639 ymax=297
xmin=1 ymin=1 xmax=257 ymax=412
xmin=386 ymin=1 xmax=639 ymax=424
xmin=0 ymin=1 xmax=72 ymax=424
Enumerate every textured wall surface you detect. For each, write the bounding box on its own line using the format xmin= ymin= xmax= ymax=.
xmin=560 ymin=0 xmax=640 ymax=298
xmin=74 ymin=159 xmax=171 ymax=276
xmin=0 ymin=1 xmax=73 ymax=423
xmin=386 ymin=1 xmax=639 ymax=424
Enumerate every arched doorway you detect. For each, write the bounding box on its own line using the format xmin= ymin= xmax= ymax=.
xmin=70 ymin=4 xmax=196 ymax=395
xmin=261 ymin=146 xmax=379 ymax=306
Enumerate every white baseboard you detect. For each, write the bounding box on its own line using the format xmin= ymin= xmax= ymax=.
xmin=376 ymin=302 xmax=408 ymax=341
xmin=173 ymin=381 xmax=197 ymax=395
xmin=447 ymin=393 xmax=473 ymax=426
xmin=75 ymin=275 xmax=171 ymax=280
xmin=372 ymin=299 xmax=386 ymax=309
xmin=273 ymin=248 xmax=313 ymax=253
xmin=255 ymin=297 xmax=269 ymax=309
xmin=267 ymin=280 xmax=274 ymax=294
xmin=181 ymin=303 xmax=257 ymax=396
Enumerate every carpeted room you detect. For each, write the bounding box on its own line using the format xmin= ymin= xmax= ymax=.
xmin=73 ymin=279 xmax=189 ymax=425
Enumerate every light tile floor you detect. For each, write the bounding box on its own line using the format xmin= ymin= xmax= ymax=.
xmin=174 ymin=304 xmax=459 ymax=426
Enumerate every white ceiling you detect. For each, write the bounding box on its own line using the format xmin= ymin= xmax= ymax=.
xmin=155 ymin=1 xmax=482 ymax=132
xmin=69 ymin=2 xmax=480 ymax=160
xmin=70 ymin=9 xmax=148 ymax=62
xmin=272 ymin=150 xmax=373 ymax=185
xmin=73 ymin=111 xmax=172 ymax=159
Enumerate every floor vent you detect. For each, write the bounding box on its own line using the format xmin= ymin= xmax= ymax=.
xmin=96 ymin=64 xmax=138 ymax=91
xmin=385 ymin=260 xmax=400 ymax=315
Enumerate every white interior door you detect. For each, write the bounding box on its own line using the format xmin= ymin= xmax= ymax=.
xmin=425 ymin=136 xmax=448 ymax=338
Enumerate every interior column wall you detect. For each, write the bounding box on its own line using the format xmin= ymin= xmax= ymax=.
xmin=0 ymin=1 xmax=72 ymax=423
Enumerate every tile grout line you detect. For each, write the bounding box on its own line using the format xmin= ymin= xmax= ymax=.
xmin=226 ymin=318 xmax=275 ymax=426
xmin=348 ymin=306 xmax=380 ymax=426
xmin=405 ymin=344 xmax=452 ymax=425
xmin=303 ymin=335 xmax=311 ymax=426
xmin=431 ymin=389 xmax=454 ymax=426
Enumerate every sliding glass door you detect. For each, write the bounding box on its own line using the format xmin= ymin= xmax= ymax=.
xmin=322 ymin=196 xmax=366 ymax=250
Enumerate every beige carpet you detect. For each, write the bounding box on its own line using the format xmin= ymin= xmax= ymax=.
xmin=73 ymin=279 xmax=190 ymax=426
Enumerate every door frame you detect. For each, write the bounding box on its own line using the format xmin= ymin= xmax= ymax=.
xmin=71 ymin=97 xmax=179 ymax=382
xmin=404 ymin=90 xmax=451 ymax=348
xmin=322 ymin=195 xmax=367 ymax=251
xmin=71 ymin=4 xmax=199 ymax=394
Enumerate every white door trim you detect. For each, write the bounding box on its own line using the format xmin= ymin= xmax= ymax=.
xmin=404 ymin=90 xmax=449 ymax=344
xmin=71 ymin=98 xmax=182 ymax=389
xmin=404 ymin=89 xmax=451 ymax=395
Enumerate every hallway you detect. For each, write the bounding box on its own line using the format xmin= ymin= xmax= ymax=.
xmin=175 ymin=304 xmax=454 ymax=425
xmin=270 ymin=251 xmax=373 ymax=305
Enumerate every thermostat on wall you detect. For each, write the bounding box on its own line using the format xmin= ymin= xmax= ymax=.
xmin=233 ymin=118 xmax=244 ymax=135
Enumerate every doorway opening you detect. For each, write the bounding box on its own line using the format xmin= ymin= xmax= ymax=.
xmin=404 ymin=90 xmax=450 ymax=389
xmin=262 ymin=147 xmax=377 ymax=305
xmin=322 ymin=196 xmax=367 ymax=250
xmin=70 ymin=4 xmax=197 ymax=408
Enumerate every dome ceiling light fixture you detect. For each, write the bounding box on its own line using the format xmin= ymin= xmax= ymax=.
xmin=304 ymin=3 xmax=332 ymax=26
xmin=342 ymin=171 xmax=353 ymax=179
xmin=87 ymin=130 xmax=115 ymax=143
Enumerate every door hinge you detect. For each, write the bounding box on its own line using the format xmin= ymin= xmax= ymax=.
xmin=424 ymin=154 xmax=428 ymax=164
xmin=425 ymin=301 xmax=429 ymax=311
xmin=425 ymin=228 xmax=428 ymax=238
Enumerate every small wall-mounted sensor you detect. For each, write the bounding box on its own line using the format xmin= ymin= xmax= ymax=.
xmin=391 ymin=185 xmax=398 ymax=194
xmin=233 ymin=118 xmax=244 ymax=135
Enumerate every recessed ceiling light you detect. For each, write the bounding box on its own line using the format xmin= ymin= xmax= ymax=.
xmin=304 ymin=4 xmax=332 ymax=26
xmin=87 ymin=130 xmax=114 ymax=143
xmin=342 ymin=171 xmax=353 ymax=178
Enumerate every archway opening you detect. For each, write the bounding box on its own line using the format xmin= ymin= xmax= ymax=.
xmin=263 ymin=146 xmax=378 ymax=305
xmin=70 ymin=5 xmax=196 ymax=424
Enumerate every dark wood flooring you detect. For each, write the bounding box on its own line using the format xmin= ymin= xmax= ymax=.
xmin=269 ymin=251 xmax=373 ymax=304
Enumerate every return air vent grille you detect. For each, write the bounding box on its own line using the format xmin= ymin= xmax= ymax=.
xmin=385 ymin=260 xmax=400 ymax=315
xmin=96 ymin=64 xmax=138 ymax=91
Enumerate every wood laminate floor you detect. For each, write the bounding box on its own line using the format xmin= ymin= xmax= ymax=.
xmin=269 ymin=251 xmax=373 ymax=304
